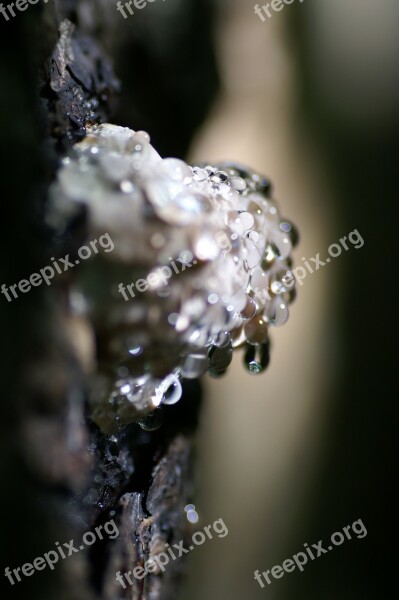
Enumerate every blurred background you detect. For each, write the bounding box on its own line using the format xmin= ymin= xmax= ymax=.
xmin=180 ymin=0 xmax=397 ymax=598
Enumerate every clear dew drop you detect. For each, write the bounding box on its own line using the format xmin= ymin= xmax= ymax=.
xmin=240 ymin=296 xmax=257 ymax=320
xmin=181 ymin=352 xmax=209 ymax=378
xmin=162 ymin=158 xmax=192 ymax=182
xmin=243 ymin=342 xmax=270 ymax=374
xmin=208 ymin=343 xmax=233 ymax=373
xmin=251 ymin=266 xmax=269 ymax=290
xmin=138 ymin=409 xmax=163 ymax=431
xmin=244 ymin=316 xmax=269 ymax=345
xmin=158 ymin=374 xmax=182 ymax=406
xmin=231 ymin=325 xmax=247 ymax=348
xmin=230 ymin=176 xmax=247 ymax=191
xmin=214 ymin=331 xmax=231 ymax=348
xmin=192 ymin=167 xmax=209 ymax=181
xmin=265 ymin=299 xmax=289 ymax=327
xmin=245 ymin=240 xmax=261 ymax=269
xmin=269 ymin=232 xmax=292 ymax=260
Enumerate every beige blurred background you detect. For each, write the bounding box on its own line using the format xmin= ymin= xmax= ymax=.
xmin=179 ymin=0 xmax=398 ymax=598
xmin=184 ymin=3 xmax=334 ymax=599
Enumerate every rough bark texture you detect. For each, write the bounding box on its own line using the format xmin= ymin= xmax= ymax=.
xmin=1 ymin=2 xmax=217 ymax=599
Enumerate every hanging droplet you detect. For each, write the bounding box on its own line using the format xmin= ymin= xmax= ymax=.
xmin=262 ymin=243 xmax=278 ymax=266
xmin=244 ymin=239 xmax=261 ymax=269
xmin=244 ymin=316 xmax=269 ymax=345
xmin=265 ymin=298 xmax=289 ymax=327
xmin=229 ymin=290 xmax=248 ymax=313
xmin=248 ymin=230 xmax=260 ymax=244
xmin=268 ymin=232 xmax=292 ymax=260
xmin=270 ymin=268 xmax=293 ymax=295
xmin=208 ymin=342 xmax=233 ymax=373
xmin=138 ymin=408 xmax=164 ymax=431
xmin=247 ymin=194 xmax=266 ymax=219
xmin=157 ymin=373 xmax=182 ymax=405
xmin=279 ymin=220 xmax=299 ymax=247
xmin=251 ymin=266 xmax=269 ymax=291
xmin=231 ymin=325 xmax=247 ymax=349
xmin=243 ymin=342 xmax=270 ymax=374
xmin=214 ymin=331 xmax=231 ymax=348
xmin=240 ymin=296 xmax=257 ymax=320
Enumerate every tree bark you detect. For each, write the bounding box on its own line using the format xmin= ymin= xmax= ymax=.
xmin=1 ymin=2 xmax=217 ymax=599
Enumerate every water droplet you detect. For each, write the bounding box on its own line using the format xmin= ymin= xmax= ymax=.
xmin=168 ymin=312 xmax=179 ymax=326
xmin=178 ymin=251 xmax=192 ymax=265
xmin=244 ymin=316 xmax=269 ymax=345
xmin=230 ymin=177 xmax=247 ymax=191
xmin=208 ymin=293 xmax=219 ymax=305
xmin=243 ymin=342 xmax=270 ymax=374
xmin=239 ymin=296 xmax=256 ymax=320
xmin=229 ymin=290 xmax=247 ymax=313
xmin=192 ymin=167 xmax=209 ymax=181
xmin=269 ymin=232 xmax=292 ymax=260
xmin=265 ymin=299 xmax=289 ymax=327
xmin=162 ymin=158 xmax=191 ymax=182
xmin=157 ymin=374 xmax=182 ymax=406
xmin=120 ymin=180 xmax=134 ymax=193
xmin=138 ymin=409 xmax=163 ymax=431
xmin=134 ymin=130 xmax=150 ymax=144
xmin=231 ymin=325 xmax=247 ymax=348
xmin=181 ymin=353 xmax=208 ymax=378
xmin=128 ymin=346 xmax=143 ymax=356
xmin=214 ymin=331 xmax=231 ymax=348
xmin=208 ymin=343 xmax=233 ymax=372
xmin=244 ymin=239 xmax=261 ymax=269
xmin=187 ymin=509 xmax=199 ymax=524
xmin=251 ymin=266 xmax=269 ymax=291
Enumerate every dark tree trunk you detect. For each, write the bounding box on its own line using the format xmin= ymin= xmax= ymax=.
xmin=0 ymin=2 xmax=218 ymax=599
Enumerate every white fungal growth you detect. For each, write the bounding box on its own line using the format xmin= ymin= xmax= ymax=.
xmin=49 ymin=124 xmax=298 ymax=433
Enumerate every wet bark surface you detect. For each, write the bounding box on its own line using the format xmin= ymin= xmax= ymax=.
xmin=1 ymin=2 xmax=217 ymax=599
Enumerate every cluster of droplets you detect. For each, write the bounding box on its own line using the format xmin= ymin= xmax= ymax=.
xmin=49 ymin=124 xmax=298 ymax=434
xmin=179 ymin=161 xmax=298 ymax=377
